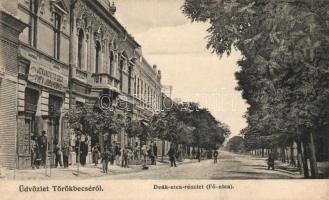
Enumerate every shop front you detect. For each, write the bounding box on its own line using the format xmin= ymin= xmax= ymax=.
xmin=16 ymin=57 xmax=69 ymax=169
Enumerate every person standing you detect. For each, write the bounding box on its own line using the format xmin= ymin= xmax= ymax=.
xmin=92 ymin=145 xmax=100 ymax=166
xmin=197 ymin=149 xmax=201 ymax=162
xmin=192 ymin=148 xmax=196 ymax=159
xmin=267 ymin=152 xmax=275 ymax=170
xmin=148 ymin=145 xmax=155 ymax=165
xmin=121 ymin=146 xmax=128 ymax=168
xmin=141 ymin=144 xmax=148 ymax=166
xmin=101 ymin=148 xmax=110 ymax=173
xmin=115 ymin=144 xmax=121 ymax=165
xmin=80 ymin=139 xmax=89 ymax=166
xmin=31 ymin=135 xmax=39 ymax=169
xmin=153 ymin=143 xmax=158 ymax=158
xmin=54 ymin=143 xmax=63 ymax=168
xmin=38 ymin=130 xmax=48 ymax=168
xmin=109 ymin=145 xmax=115 ymax=165
xmin=134 ymin=142 xmax=139 ymax=160
xmin=62 ymin=143 xmax=70 ymax=168
xmin=213 ymin=150 xmax=219 ymax=164
xmin=167 ymin=146 xmax=177 ymax=167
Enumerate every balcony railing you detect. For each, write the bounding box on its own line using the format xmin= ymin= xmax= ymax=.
xmin=76 ymin=68 xmax=88 ymax=80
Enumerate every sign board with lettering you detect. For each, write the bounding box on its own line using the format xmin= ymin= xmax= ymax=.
xmin=28 ymin=61 xmax=68 ymax=92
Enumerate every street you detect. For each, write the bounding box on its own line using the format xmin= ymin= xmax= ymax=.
xmin=5 ymin=151 xmax=301 ymax=180
xmin=102 ymin=151 xmax=301 ymax=179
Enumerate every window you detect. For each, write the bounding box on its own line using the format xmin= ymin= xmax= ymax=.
xmin=53 ymin=12 xmax=61 ymax=59
xmin=134 ymin=76 xmax=137 ymax=96
xmin=77 ymin=30 xmax=84 ymax=69
xmin=29 ymin=0 xmax=38 ymax=47
xmin=128 ymin=65 xmax=132 ymax=94
xmin=140 ymin=80 xmax=143 ymax=100
xmin=147 ymin=86 xmax=150 ymax=105
xmin=95 ymin=41 xmax=101 ymax=74
xmin=119 ymin=58 xmax=124 ymax=90
xmin=137 ymin=78 xmax=140 ymax=98
xmin=109 ymin=50 xmax=114 ymax=75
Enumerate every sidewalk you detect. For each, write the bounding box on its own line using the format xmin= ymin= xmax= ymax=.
xmin=1 ymin=157 xmax=198 ymax=180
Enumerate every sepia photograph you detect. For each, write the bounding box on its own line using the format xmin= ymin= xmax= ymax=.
xmin=0 ymin=0 xmax=328 ymax=199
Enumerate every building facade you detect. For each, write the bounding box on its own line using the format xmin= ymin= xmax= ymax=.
xmin=70 ymin=0 xmax=162 ymax=150
xmin=0 ymin=0 xmax=162 ymax=169
xmin=0 ymin=1 xmax=27 ymax=169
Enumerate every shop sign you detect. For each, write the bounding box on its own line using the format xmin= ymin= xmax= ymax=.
xmin=28 ymin=61 xmax=68 ymax=92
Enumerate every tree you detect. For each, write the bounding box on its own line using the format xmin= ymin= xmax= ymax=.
xmin=182 ymin=0 xmax=329 ymax=178
xmin=225 ymin=136 xmax=246 ymax=153
xmin=64 ymin=104 xmax=124 ymax=152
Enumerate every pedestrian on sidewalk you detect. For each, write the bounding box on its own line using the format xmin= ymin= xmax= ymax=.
xmin=134 ymin=142 xmax=139 ymax=160
xmin=109 ymin=145 xmax=115 ymax=165
xmin=197 ymin=149 xmax=201 ymax=162
xmin=101 ymin=148 xmax=111 ymax=173
xmin=38 ymin=130 xmax=48 ymax=168
xmin=167 ymin=145 xmax=177 ymax=167
xmin=115 ymin=143 xmax=121 ymax=165
xmin=192 ymin=148 xmax=196 ymax=159
xmin=267 ymin=152 xmax=275 ymax=170
xmin=141 ymin=144 xmax=148 ymax=166
xmin=148 ymin=145 xmax=156 ymax=165
xmin=92 ymin=145 xmax=100 ymax=166
xmin=153 ymin=143 xmax=158 ymax=158
xmin=54 ymin=143 xmax=63 ymax=168
xmin=31 ymin=135 xmax=40 ymax=169
xmin=121 ymin=146 xmax=129 ymax=168
xmin=62 ymin=143 xmax=70 ymax=168
xmin=213 ymin=150 xmax=219 ymax=164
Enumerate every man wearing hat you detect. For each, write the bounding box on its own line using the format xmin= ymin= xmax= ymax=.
xmin=38 ymin=130 xmax=48 ymax=168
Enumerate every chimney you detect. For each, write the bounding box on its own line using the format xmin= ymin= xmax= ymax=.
xmin=158 ymin=70 xmax=161 ymax=77
xmin=109 ymin=1 xmax=116 ymax=15
xmin=153 ymin=65 xmax=157 ymax=70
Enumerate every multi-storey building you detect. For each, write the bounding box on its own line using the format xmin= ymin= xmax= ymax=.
xmin=0 ymin=1 xmax=27 ymax=169
xmin=70 ymin=0 xmax=162 ymax=150
xmin=0 ymin=0 xmax=162 ymax=169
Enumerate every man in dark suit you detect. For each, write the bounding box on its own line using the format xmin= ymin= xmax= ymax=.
xmin=167 ymin=146 xmax=177 ymax=167
xmin=38 ymin=130 xmax=48 ymax=168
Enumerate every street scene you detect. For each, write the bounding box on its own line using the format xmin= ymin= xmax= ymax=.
xmin=2 ymin=151 xmax=302 ymax=180
xmin=0 ymin=0 xmax=328 ymax=181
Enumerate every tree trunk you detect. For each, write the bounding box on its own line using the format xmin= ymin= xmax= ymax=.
xmin=290 ymin=143 xmax=296 ymax=167
xmin=261 ymin=148 xmax=264 ymax=157
xmin=308 ymin=132 xmax=319 ymax=178
xmin=161 ymin=139 xmax=165 ymax=162
xmin=302 ymin=140 xmax=310 ymax=178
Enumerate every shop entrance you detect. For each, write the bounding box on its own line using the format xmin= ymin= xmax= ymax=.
xmin=48 ymin=94 xmax=63 ymax=167
xmin=17 ymin=88 xmax=39 ymax=169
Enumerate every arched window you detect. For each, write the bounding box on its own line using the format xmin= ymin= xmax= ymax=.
xmin=109 ymin=50 xmax=114 ymax=76
xmin=29 ymin=0 xmax=38 ymax=47
xmin=119 ymin=57 xmax=124 ymax=90
xmin=77 ymin=29 xmax=84 ymax=69
xmin=95 ymin=41 xmax=101 ymax=74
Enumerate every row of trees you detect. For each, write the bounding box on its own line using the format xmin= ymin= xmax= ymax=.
xmin=64 ymin=101 xmax=231 ymax=158
xmin=182 ymin=0 xmax=329 ymax=178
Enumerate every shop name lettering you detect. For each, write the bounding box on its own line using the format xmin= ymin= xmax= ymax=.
xmin=29 ymin=66 xmax=65 ymax=91
xmin=19 ymin=185 xmax=104 ymax=192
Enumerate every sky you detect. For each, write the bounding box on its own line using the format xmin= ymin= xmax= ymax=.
xmin=114 ymin=0 xmax=248 ymax=137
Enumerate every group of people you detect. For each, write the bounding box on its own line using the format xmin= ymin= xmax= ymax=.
xmin=31 ymin=130 xmax=71 ymax=169
xmin=75 ymin=138 xmax=89 ymax=166
xmin=90 ymin=142 xmax=159 ymax=173
xmin=30 ymin=130 xmax=48 ymax=169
